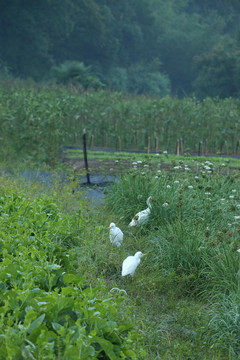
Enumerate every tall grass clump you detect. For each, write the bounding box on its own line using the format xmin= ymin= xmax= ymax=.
xmin=105 ymin=155 xmax=240 ymax=353
xmin=206 ymin=292 xmax=240 ymax=357
xmin=107 ymin=162 xmax=240 ymax=292
xmin=201 ymin=244 xmax=240 ymax=298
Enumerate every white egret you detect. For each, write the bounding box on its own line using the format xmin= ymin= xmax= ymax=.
xmin=122 ymin=251 xmax=147 ymax=277
xmin=108 ymin=222 xmax=123 ymax=247
xmin=128 ymin=196 xmax=152 ymax=227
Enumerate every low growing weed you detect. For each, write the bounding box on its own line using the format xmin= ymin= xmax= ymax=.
xmin=0 ymin=188 xmax=145 ymax=359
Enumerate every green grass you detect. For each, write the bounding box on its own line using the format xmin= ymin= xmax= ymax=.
xmin=2 ymin=81 xmax=240 ymax=357
xmin=1 ymin=155 xmax=240 ymax=358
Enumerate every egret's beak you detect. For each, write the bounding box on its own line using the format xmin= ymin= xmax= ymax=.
xmin=107 ymin=226 xmax=110 ymax=229
xmin=142 ymin=253 xmax=147 ymax=257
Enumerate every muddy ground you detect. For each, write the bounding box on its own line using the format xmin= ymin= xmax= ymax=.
xmin=62 ymin=157 xmax=172 ymax=176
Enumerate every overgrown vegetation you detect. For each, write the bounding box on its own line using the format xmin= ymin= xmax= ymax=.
xmin=0 ymin=179 xmax=145 ymax=359
xmin=105 ymin=156 xmax=240 ymax=357
xmin=1 ymin=83 xmax=240 ymax=166
xmin=1 ymin=1 xmax=240 ymax=97
xmin=1 ymin=76 xmax=240 ymax=357
xmin=1 ymin=155 xmax=240 ymax=358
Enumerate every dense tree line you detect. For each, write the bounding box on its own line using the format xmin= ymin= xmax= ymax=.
xmin=0 ymin=0 xmax=240 ymax=98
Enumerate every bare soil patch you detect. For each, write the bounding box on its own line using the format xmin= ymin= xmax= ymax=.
xmin=62 ymin=157 xmax=172 ymax=175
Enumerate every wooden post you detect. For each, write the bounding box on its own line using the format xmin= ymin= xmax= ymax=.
xmin=236 ymin=140 xmax=240 ymax=155
xmin=133 ymin=135 xmax=136 ymax=151
xmin=83 ymin=128 xmax=90 ymax=184
xmin=198 ymin=141 xmax=202 ymax=156
xmin=205 ymin=139 xmax=208 ymax=156
xmin=176 ymin=139 xmax=180 ymax=155
xmin=90 ymin=135 xmax=94 ymax=148
xmin=147 ymin=136 xmax=150 ymax=154
xmin=220 ymin=140 xmax=224 ymax=156
xmin=180 ymin=138 xmax=183 ymax=154
xmin=105 ymin=134 xmax=108 ymax=148
xmin=118 ymin=136 xmax=122 ymax=152
xmin=155 ymin=136 xmax=159 ymax=153
xmin=225 ymin=140 xmax=229 ymax=157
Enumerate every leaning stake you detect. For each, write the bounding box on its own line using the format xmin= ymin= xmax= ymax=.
xmin=83 ymin=128 xmax=90 ymax=184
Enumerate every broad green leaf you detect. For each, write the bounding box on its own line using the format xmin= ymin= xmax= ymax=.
xmin=52 ymin=322 xmax=62 ymax=331
xmin=124 ymin=349 xmax=137 ymax=358
xmin=28 ymin=313 xmax=45 ymax=334
xmin=48 ymin=264 xmax=61 ymax=270
xmin=63 ymin=273 xmax=83 ymax=286
xmin=91 ymin=336 xmax=117 ymax=360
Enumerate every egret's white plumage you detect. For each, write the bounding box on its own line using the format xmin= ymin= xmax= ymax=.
xmin=108 ymin=222 xmax=123 ymax=247
xmin=128 ymin=196 xmax=152 ymax=227
xmin=237 ymin=249 xmax=240 ymax=253
xmin=122 ymin=251 xmax=146 ymax=277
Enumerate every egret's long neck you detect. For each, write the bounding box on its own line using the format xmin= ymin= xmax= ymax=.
xmin=146 ymin=197 xmax=152 ymax=209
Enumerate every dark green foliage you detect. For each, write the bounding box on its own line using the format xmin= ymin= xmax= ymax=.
xmin=193 ymin=37 xmax=240 ymax=98
xmin=0 ymin=0 xmax=240 ymax=96
xmin=0 ymin=190 xmax=144 ymax=359
xmin=50 ymin=61 xmax=103 ymax=89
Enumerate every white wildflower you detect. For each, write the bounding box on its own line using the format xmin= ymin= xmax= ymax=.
xmin=162 ymin=202 xmax=169 ymax=207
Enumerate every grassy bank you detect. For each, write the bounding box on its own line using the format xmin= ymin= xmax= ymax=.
xmin=1 ymin=154 xmax=240 ymax=358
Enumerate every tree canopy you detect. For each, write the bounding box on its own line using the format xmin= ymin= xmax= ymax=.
xmin=0 ymin=0 xmax=240 ymax=98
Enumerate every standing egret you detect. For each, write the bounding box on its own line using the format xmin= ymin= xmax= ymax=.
xmin=108 ymin=222 xmax=123 ymax=247
xmin=128 ymin=196 xmax=152 ymax=227
xmin=122 ymin=251 xmax=147 ymax=277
